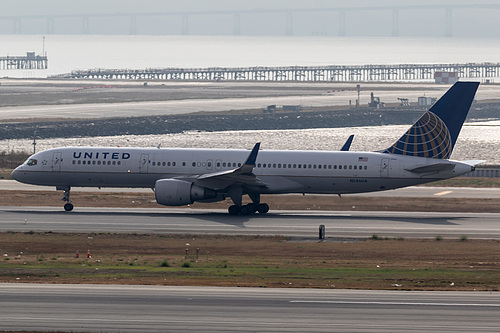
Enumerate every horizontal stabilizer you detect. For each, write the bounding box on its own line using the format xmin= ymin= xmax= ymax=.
xmin=461 ymin=160 xmax=486 ymax=166
xmin=406 ymin=163 xmax=455 ymax=174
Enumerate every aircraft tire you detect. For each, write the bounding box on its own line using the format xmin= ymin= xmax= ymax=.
xmin=257 ymin=203 xmax=269 ymax=214
xmin=228 ymin=205 xmax=240 ymax=215
xmin=64 ymin=203 xmax=74 ymax=212
xmin=240 ymin=204 xmax=256 ymax=215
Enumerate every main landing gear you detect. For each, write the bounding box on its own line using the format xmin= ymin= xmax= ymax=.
xmin=228 ymin=203 xmax=269 ymax=216
xmin=227 ymin=191 xmax=269 ymax=216
xmin=59 ymin=186 xmax=74 ymax=211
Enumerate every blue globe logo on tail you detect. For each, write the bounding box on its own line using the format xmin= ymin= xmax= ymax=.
xmin=383 ymin=81 xmax=479 ymax=160
xmin=384 ymin=111 xmax=452 ymax=159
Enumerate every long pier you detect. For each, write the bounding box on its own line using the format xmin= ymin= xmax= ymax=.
xmin=54 ymin=63 xmax=500 ymax=82
xmin=0 ymin=52 xmax=48 ymax=70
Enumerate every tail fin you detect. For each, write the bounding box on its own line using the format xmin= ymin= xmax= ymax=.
xmin=383 ymin=81 xmax=479 ymax=159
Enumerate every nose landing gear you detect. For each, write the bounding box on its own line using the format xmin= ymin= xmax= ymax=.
xmin=59 ymin=186 xmax=74 ymax=211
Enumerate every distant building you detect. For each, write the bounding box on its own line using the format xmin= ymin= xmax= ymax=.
xmin=418 ymin=96 xmax=437 ymax=106
xmin=434 ymin=71 xmax=458 ymax=84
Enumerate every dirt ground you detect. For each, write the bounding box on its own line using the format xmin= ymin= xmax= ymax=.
xmin=0 ymin=232 xmax=498 ymax=291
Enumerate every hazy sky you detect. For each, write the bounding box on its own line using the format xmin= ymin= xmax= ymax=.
xmin=1 ymin=1 xmax=500 ymax=37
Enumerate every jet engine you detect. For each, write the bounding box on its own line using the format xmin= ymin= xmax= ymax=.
xmin=155 ymin=179 xmax=218 ymax=206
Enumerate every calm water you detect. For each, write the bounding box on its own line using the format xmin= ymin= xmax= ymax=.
xmin=3 ymin=122 xmax=499 ymax=164
xmin=2 ymin=35 xmax=500 ymax=78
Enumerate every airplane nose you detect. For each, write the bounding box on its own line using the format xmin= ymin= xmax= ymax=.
xmin=11 ymin=168 xmax=22 ymax=181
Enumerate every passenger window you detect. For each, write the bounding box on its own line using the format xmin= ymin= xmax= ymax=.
xmin=83 ymin=161 xmax=86 ymax=165
xmin=318 ymin=165 xmax=322 ymax=169
xmin=273 ymin=164 xmax=276 ymax=168
xmin=112 ymin=161 xmax=116 ymax=165
xmin=349 ymin=165 xmax=352 ymax=169
xmin=173 ymin=162 xmax=176 ymax=166
xmin=72 ymin=160 xmax=75 ymax=165
xmin=118 ymin=161 xmax=121 ymax=165
xmin=364 ymin=166 xmax=367 ymax=170
xmin=78 ymin=160 xmax=81 ymax=165
xmin=182 ymin=162 xmax=186 ymax=167
xmin=152 ymin=162 xmax=156 ymax=166
xmin=354 ymin=165 xmax=357 ymax=170
xmin=192 ymin=162 xmax=196 ymax=167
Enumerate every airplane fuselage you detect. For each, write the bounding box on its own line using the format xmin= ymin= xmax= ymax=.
xmin=12 ymin=146 xmax=473 ymax=195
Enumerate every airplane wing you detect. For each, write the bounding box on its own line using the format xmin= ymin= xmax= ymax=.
xmin=175 ymin=143 xmax=268 ymax=191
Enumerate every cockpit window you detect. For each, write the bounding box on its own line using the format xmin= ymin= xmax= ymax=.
xmin=26 ymin=159 xmax=37 ymax=166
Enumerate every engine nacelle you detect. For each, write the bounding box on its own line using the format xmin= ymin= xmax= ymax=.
xmin=155 ymin=179 xmax=217 ymax=206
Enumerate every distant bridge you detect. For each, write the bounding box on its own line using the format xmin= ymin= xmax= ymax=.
xmin=53 ymin=63 xmax=500 ymax=82
xmin=2 ymin=4 xmax=500 ymax=37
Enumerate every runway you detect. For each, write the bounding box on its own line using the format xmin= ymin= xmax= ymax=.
xmin=0 ymin=95 xmax=360 ymax=120
xmin=1 ymin=206 xmax=499 ymax=239
xmin=0 ymin=82 xmax=499 ymax=121
xmin=0 ymin=284 xmax=498 ymax=332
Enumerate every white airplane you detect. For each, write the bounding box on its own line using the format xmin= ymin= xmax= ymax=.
xmin=12 ymin=81 xmax=481 ymax=215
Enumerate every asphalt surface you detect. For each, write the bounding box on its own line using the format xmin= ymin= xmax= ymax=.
xmin=0 ymin=284 xmax=498 ymax=332
xmin=0 ymin=95 xmax=356 ymax=120
xmin=1 ymin=206 xmax=499 ymax=239
xmin=1 ymin=82 xmax=499 ymax=121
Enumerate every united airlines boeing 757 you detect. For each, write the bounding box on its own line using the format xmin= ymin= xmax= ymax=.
xmin=12 ymin=82 xmax=481 ymax=215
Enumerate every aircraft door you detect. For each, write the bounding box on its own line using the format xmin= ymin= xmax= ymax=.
xmin=380 ymin=158 xmax=390 ymax=178
xmin=139 ymin=154 xmax=149 ymax=173
xmin=52 ymin=152 xmax=62 ymax=172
